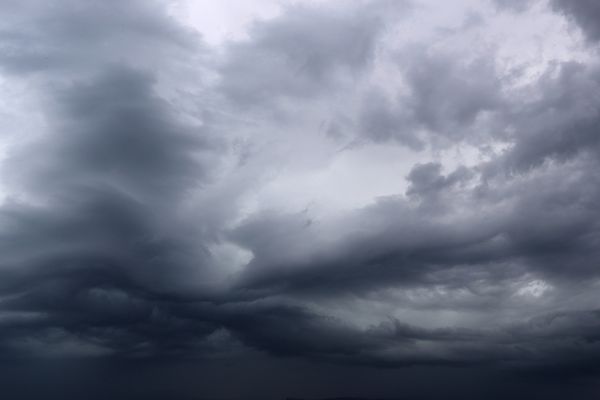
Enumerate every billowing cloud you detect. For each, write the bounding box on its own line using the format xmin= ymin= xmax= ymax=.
xmin=552 ymin=0 xmax=600 ymax=42
xmin=0 ymin=0 xmax=600 ymax=399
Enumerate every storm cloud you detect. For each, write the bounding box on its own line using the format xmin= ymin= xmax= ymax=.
xmin=0 ymin=0 xmax=599 ymax=399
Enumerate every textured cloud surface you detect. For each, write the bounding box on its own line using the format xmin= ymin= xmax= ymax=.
xmin=0 ymin=0 xmax=599 ymax=399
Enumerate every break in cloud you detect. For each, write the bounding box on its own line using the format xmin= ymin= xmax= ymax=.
xmin=0 ymin=0 xmax=599 ymax=398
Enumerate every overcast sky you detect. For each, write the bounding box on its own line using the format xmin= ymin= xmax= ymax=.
xmin=1 ymin=0 xmax=600 ymax=399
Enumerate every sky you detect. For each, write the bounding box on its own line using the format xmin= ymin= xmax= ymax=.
xmin=0 ymin=0 xmax=600 ymax=399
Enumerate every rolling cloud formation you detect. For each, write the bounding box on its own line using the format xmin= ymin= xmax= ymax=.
xmin=0 ymin=0 xmax=599 ymax=398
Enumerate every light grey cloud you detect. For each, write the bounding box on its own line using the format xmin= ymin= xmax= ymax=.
xmin=218 ymin=0 xmax=411 ymax=110
xmin=492 ymin=0 xmax=537 ymax=13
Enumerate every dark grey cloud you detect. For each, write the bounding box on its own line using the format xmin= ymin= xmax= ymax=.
xmin=0 ymin=0 xmax=200 ymax=76
xmin=358 ymin=90 xmax=425 ymax=149
xmin=1 ymin=0 xmax=600 ymax=399
xmin=551 ymin=0 xmax=600 ymax=43
xmin=231 ymin=148 xmax=600 ymax=295
xmin=352 ymin=48 xmax=504 ymax=149
xmin=494 ymin=61 xmax=600 ymax=173
xmin=0 ymin=0 xmax=225 ymax=362
xmin=406 ymin=162 xmax=473 ymax=200
xmin=397 ymin=49 xmax=503 ymax=142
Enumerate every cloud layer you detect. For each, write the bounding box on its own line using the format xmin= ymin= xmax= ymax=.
xmin=0 ymin=0 xmax=599 ymax=398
